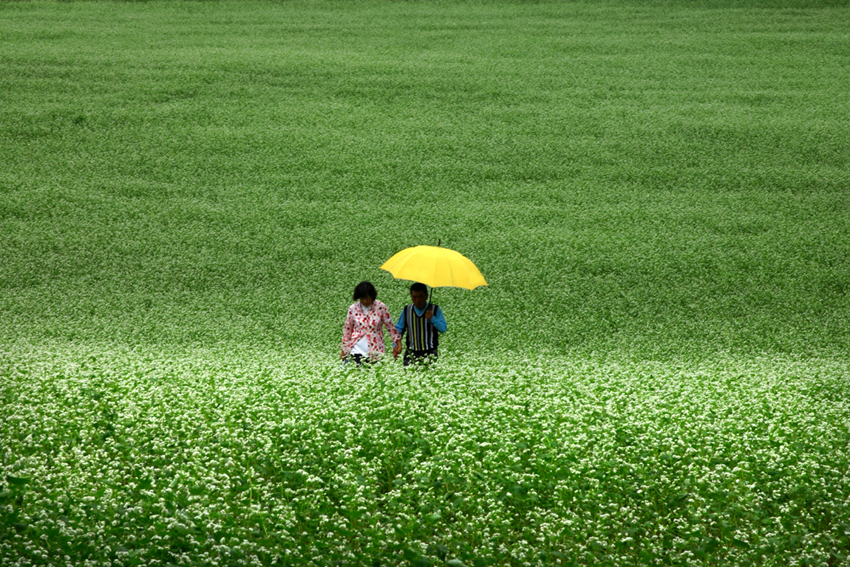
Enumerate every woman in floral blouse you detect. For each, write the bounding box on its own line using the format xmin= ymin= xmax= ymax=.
xmin=341 ymin=281 xmax=402 ymax=365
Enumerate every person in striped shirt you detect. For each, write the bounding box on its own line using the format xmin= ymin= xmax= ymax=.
xmin=392 ymin=282 xmax=447 ymax=366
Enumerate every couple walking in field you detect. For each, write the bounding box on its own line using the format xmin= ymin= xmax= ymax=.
xmin=340 ymin=281 xmax=446 ymax=367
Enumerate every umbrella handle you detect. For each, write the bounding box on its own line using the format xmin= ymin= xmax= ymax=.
xmin=428 ymin=240 xmax=439 ymax=307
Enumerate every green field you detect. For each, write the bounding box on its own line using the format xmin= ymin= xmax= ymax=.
xmin=1 ymin=0 xmax=849 ymax=565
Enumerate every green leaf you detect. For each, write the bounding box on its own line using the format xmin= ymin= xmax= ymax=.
xmin=427 ymin=544 xmax=448 ymax=562
xmin=6 ymin=476 xmax=30 ymax=486
xmin=732 ymin=538 xmax=751 ymax=550
xmin=447 ymin=560 xmax=468 ymax=567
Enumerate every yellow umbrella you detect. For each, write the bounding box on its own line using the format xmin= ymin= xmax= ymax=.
xmin=380 ymin=245 xmax=487 ymax=290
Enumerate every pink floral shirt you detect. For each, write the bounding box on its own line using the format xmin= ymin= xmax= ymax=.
xmin=341 ymin=300 xmax=401 ymax=359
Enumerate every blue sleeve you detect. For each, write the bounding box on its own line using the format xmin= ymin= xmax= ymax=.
xmin=432 ymin=306 xmax=447 ymax=333
xmin=395 ymin=309 xmax=405 ymax=338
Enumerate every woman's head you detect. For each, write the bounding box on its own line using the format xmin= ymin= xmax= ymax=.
xmin=353 ymin=281 xmax=377 ymax=308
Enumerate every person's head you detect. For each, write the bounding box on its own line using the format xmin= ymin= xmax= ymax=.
xmin=353 ymin=281 xmax=377 ymax=308
xmin=410 ymin=282 xmax=428 ymax=309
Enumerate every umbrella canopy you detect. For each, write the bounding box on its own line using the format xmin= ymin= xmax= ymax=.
xmin=380 ymin=245 xmax=487 ymax=290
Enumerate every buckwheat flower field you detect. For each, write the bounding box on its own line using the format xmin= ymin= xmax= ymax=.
xmin=2 ymin=345 xmax=849 ymax=566
xmin=2 ymin=0 xmax=849 ymax=565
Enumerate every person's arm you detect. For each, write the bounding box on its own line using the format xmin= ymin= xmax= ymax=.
xmin=391 ymin=308 xmax=404 ymax=359
xmin=394 ymin=309 xmax=405 ymax=343
xmin=430 ymin=306 xmax=447 ymax=333
xmin=382 ymin=304 xmax=402 ymax=346
xmin=341 ymin=308 xmax=355 ymax=356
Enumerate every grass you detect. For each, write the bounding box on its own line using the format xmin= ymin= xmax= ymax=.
xmin=1 ymin=0 xmax=849 ymax=565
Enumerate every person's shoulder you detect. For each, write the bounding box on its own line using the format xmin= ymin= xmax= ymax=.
xmin=348 ymin=303 xmax=358 ymax=312
xmin=374 ymin=299 xmax=388 ymax=310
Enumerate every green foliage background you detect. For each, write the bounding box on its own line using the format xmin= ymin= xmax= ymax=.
xmin=2 ymin=0 xmax=848 ymax=359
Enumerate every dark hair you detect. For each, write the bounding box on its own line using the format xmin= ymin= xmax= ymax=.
xmin=410 ymin=282 xmax=428 ymax=295
xmin=353 ymin=281 xmax=377 ymax=301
